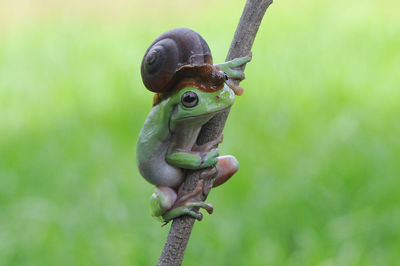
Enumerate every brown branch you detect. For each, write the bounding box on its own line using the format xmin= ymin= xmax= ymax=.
xmin=157 ymin=1 xmax=273 ymax=265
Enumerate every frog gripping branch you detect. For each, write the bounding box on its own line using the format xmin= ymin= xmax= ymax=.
xmin=137 ymin=1 xmax=273 ymax=264
xmin=137 ymin=28 xmax=251 ymax=223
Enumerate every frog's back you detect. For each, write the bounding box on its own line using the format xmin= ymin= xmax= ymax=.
xmin=136 ymin=102 xmax=184 ymax=188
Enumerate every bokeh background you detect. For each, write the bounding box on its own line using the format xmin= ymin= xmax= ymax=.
xmin=1 ymin=0 xmax=399 ymax=265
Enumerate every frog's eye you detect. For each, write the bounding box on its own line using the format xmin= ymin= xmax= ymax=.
xmin=181 ymin=91 xmax=199 ymax=108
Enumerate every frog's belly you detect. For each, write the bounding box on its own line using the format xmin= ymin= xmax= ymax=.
xmin=138 ymin=142 xmax=184 ymax=188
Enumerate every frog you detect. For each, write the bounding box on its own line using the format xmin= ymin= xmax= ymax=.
xmin=136 ymin=27 xmax=251 ymax=223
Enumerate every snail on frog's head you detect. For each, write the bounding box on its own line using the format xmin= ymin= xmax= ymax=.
xmin=141 ymin=28 xmax=226 ymax=101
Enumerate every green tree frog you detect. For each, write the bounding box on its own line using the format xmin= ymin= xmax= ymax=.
xmin=137 ymin=28 xmax=251 ymax=222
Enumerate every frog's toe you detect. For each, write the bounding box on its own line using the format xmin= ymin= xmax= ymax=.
xmin=188 ymin=209 xmax=203 ymax=221
xmin=227 ymin=69 xmax=245 ymax=80
xmin=200 ymin=165 xmax=219 ymax=180
xmin=237 ymin=54 xmax=252 ymax=65
xmin=184 ymin=201 xmax=214 ymax=214
xmin=231 ymin=53 xmax=252 ymax=67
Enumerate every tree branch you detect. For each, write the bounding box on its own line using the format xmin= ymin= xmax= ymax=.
xmin=158 ymin=1 xmax=273 ymax=265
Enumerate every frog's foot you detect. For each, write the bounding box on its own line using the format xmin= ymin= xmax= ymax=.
xmin=213 ymin=155 xmax=239 ymax=187
xmin=195 ymin=164 xmax=219 ymax=196
xmin=162 ymin=180 xmax=213 ymax=222
xmin=162 ymin=201 xmax=213 ymax=222
xmin=215 ymin=53 xmax=252 ymax=81
xmin=198 ymin=155 xmax=239 ymax=195
xmin=215 ymin=54 xmax=251 ymax=96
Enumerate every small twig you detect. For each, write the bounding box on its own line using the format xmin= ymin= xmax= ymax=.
xmin=158 ymin=1 xmax=273 ymax=265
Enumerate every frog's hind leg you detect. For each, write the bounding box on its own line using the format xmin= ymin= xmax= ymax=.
xmin=161 ymin=180 xmax=214 ymax=222
xmin=150 ymin=186 xmax=177 ymax=219
xmin=174 ymin=180 xmax=213 ymax=213
xmin=153 ymin=155 xmax=238 ymax=223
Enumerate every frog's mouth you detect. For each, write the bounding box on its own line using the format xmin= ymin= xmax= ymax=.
xmin=174 ymin=105 xmax=232 ymax=122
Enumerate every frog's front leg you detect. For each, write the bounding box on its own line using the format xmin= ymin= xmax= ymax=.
xmin=215 ymin=54 xmax=252 ymax=80
xmin=166 ymin=146 xmax=219 ymax=169
xmin=215 ymin=54 xmax=252 ymax=96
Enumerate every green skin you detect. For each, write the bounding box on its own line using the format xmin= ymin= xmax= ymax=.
xmin=137 ymin=56 xmax=251 ymax=222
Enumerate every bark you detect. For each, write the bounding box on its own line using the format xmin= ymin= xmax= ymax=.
xmin=158 ymin=1 xmax=273 ymax=265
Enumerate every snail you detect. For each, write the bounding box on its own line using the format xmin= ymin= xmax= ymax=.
xmin=141 ymin=27 xmax=216 ymax=93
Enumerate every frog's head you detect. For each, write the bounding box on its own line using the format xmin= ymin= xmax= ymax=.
xmin=169 ymin=84 xmax=235 ymax=127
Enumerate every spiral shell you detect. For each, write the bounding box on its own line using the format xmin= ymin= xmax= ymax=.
xmin=141 ymin=28 xmax=213 ymax=93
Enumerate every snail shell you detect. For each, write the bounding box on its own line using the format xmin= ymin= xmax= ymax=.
xmin=141 ymin=28 xmax=213 ymax=93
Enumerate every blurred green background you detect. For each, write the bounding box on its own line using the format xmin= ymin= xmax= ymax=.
xmin=1 ymin=0 xmax=399 ymax=265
